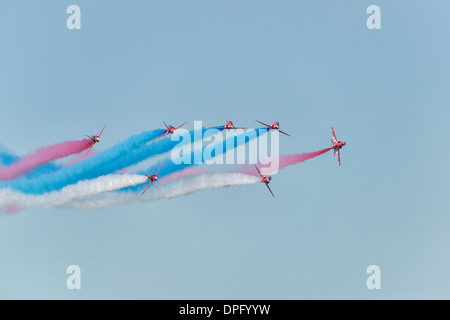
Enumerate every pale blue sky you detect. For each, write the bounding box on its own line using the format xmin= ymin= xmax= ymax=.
xmin=0 ymin=0 xmax=449 ymax=299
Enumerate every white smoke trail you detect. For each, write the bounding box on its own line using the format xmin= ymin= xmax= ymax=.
xmin=62 ymin=173 xmax=260 ymax=210
xmin=0 ymin=174 xmax=147 ymax=210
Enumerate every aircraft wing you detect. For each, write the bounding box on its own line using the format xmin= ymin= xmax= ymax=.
xmin=84 ymin=143 xmax=95 ymax=157
xmin=266 ymin=183 xmax=275 ymax=197
xmin=141 ymin=180 xmax=153 ymax=195
xmin=209 ymin=126 xmax=226 ymax=129
xmin=175 ymin=121 xmax=189 ymax=130
xmin=331 ymin=127 xmax=338 ymax=142
xmin=151 ymin=131 xmax=170 ymax=142
xmin=98 ymin=124 xmax=107 ymax=138
xmin=254 ymin=165 xmax=263 ymax=177
xmin=155 ymin=162 xmax=164 ymax=175
xmin=279 ymin=130 xmax=291 ymax=137
xmin=255 ymin=120 xmax=271 ymax=128
xmin=337 ymin=149 xmax=341 ymax=166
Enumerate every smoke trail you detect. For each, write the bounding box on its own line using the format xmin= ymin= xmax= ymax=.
xmin=119 ymin=128 xmax=267 ymax=194
xmin=1 ymin=128 xmax=263 ymax=194
xmin=24 ymin=148 xmax=98 ymax=179
xmin=0 ymin=146 xmax=329 ymax=212
xmin=0 ymin=174 xmax=147 ymax=210
xmin=0 ymin=145 xmax=69 ymax=179
xmin=0 ymin=147 xmax=63 ymax=180
xmin=3 ymin=204 xmax=21 ymax=215
xmin=0 ymin=128 xmax=264 ymax=212
xmin=64 ymin=148 xmax=98 ymax=166
xmin=238 ymin=148 xmax=332 ymax=176
xmin=159 ymin=167 xmax=210 ymax=183
xmin=0 ymin=147 xmax=19 ymax=165
xmin=0 ymin=129 xmax=163 ymax=194
xmin=0 ymin=139 xmax=93 ymax=181
xmin=124 ymin=128 xmax=219 ymax=174
xmin=276 ymin=148 xmax=332 ymax=170
xmin=62 ymin=173 xmax=260 ymax=210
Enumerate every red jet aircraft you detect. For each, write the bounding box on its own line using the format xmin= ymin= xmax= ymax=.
xmin=255 ymin=119 xmax=291 ymax=136
xmin=85 ymin=124 xmax=106 ymax=157
xmin=210 ymin=117 xmax=246 ymax=130
xmin=331 ymin=127 xmax=346 ymax=166
xmin=141 ymin=162 xmax=164 ymax=195
xmin=254 ymin=165 xmax=274 ymax=197
xmin=152 ymin=121 xmax=189 ymax=141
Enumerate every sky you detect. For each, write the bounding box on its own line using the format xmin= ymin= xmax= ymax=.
xmin=0 ymin=0 xmax=449 ymax=299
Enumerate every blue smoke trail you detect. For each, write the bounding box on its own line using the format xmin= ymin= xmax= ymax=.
xmin=0 ymin=147 xmax=19 ymax=165
xmin=127 ymin=128 xmax=267 ymax=193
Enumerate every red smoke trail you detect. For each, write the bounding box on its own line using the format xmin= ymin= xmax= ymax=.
xmin=161 ymin=167 xmax=210 ymax=184
xmin=0 ymin=139 xmax=92 ymax=181
xmin=3 ymin=204 xmax=21 ymax=215
xmin=238 ymin=147 xmax=332 ymax=176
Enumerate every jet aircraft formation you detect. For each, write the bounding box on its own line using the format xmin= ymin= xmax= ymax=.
xmin=84 ymin=119 xmax=346 ymax=197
